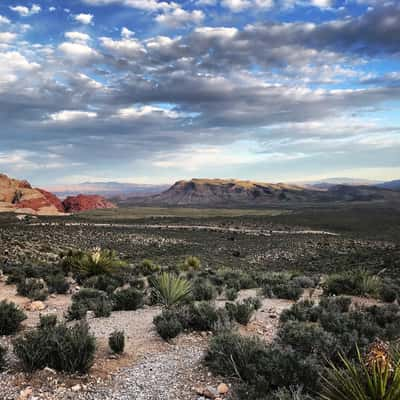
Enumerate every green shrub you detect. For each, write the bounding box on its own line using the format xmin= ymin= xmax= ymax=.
xmin=38 ymin=314 xmax=57 ymax=329
xmin=14 ymin=321 xmax=96 ymax=373
xmin=17 ymin=278 xmax=48 ymax=300
xmin=191 ymin=279 xmax=215 ymax=301
xmin=181 ymin=256 xmax=201 ymax=271
xmin=112 ymin=288 xmax=144 ymax=311
xmin=380 ymin=282 xmax=397 ymax=303
xmin=109 ymin=330 xmax=125 ymax=354
xmin=140 ymin=259 xmax=160 ymax=275
xmin=67 ymin=289 xmax=112 ymax=320
xmin=178 ymin=302 xmax=220 ymax=332
xmin=260 ymin=273 xmax=304 ymax=301
xmin=151 ymin=273 xmax=192 ymax=307
xmin=205 ymin=332 xmax=320 ymax=398
xmin=0 ymin=300 xmax=27 ymax=335
xmin=45 ymin=274 xmax=69 ymax=294
xmin=0 ymin=345 xmax=6 ymax=370
xmin=153 ymin=309 xmax=183 ymax=340
xmin=270 ymin=387 xmax=315 ymax=400
xmin=226 ymin=287 xmax=239 ymax=301
xmin=83 ymin=274 xmax=122 ymax=294
xmin=225 ymin=298 xmax=259 ymax=325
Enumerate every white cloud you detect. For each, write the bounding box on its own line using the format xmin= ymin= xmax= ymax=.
xmin=0 ymin=15 xmax=11 ymax=25
xmin=49 ymin=6 xmax=56 ymax=12
xmin=65 ymin=31 xmax=91 ymax=43
xmin=121 ymin=27 xmax=134 ymax=38
xmin=0 ymin=32 xmax=17 ymax=43
xmin=58 ymin=42 xmax=100 ymax=62
xmin=196 ymin=0 xmax=217 ymax=5
xmin=310 ymin=0 xmax=332 ymax=8
xmin=83 ymin=0 xmax=175 ymax=12
xmin=155 ymin=8 xmax=204 ymax=27
xmin=100 ymin=36 xmax=145 ymax=58
xmin=221 ymin=0 xmax=273 ymax=12
xmin=49 ymin=110 xmax=98 ymax=122
xmin=9 ymin=4 xmax=41 ymax=17
xmin=117 ymin=105 xmax=179 ymax=119
xmin=74 ymin=13 xmax=94 ymax=25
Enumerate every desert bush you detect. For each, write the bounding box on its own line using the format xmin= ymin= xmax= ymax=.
xmin=67 ymin=288 xmax=112 ymax=320
xmin=151 ymin=272 xmax=192 ymax=307
xmin=153 ymin=309 xmax=183 ymax=340
xmin=38 ymin=314 xmax=57 ymax=329
xmin=45 ymin=273 xmax=69 ymax=294
xmin=270 ymin=387 xmax=315 ymax=400
xmin=323 ymin=270 xmax=382 ymax=298
xmin=260 ymin=273 xmax=304 ymax=301
xmin=205 ymin=332 xmax=320 ymax=398
xmin=109 ymin=330 xmax=125 ymax=354
xmin=380 ymin=281 xmax=397 ymax=303
xmin=0 ymin=345 xmax=6 ymax=370
xmin=140 ymin=259 xmax=161 ymax=275
xmin=320 ymin=341 xmax=400 ymax=400
xmin=17 ymin=278 xmax=48 ymax=300
xmin=14 ymin=321 xmax=96 ymax=373
xmin=226 ymin=287 xmax=239 ymax=301
xmin=0 ymin=300 xmax=27 ymax=335
xmin=112 ymin=288 xmax=144 ymax=311
xmin=179 ymin=302 xmax=220 ymax=331
xmin=83 ymin=274 xmax=122 ymax=294
xmin=191 ymin=279 xmax=215 ymax=301
xmin=225 ymin=297 xmax=259 ymax=325
xmin=180 ymin=256 xmax=201 ymax=271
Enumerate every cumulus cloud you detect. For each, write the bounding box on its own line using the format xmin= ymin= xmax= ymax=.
xmin=9 ymin=4 xmax=41 ymax=16
xmin=100 ymin=36 xmax=145 ymax=58
xmin=0 ymin=15 xmax=11 ymax=25
xmin=49 ymin=110 xmax=98 ymax=122
xmin=82 ymin=0 xmax=175 ymax=11
xmin=58 ymin=42 xmax=100 ymax=63
xmin=155 ymin=8 xmax=205 ymax=27
xmin=65 ymin=31 xmax=91 ymax=42
xmin=74 ymin=13 xmax=94 ymax=24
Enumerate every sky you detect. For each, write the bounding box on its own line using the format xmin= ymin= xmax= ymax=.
xmin=0 ymin=0 xmax=399 ymax=186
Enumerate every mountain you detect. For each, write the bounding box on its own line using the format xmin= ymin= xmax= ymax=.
xmin=122 ymin=178 xmax=400 ymax=207
xmin=44 ymin=182 xmax=169 ymax=199
xmin=0 ymin=173 xmax=117 ymax=215
xmin=302 ymin=177 xmax=382 ymax=190
xmin=375 ymin=180 xmax=400 ymax=191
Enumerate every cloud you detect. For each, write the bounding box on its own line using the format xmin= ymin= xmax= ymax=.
xmin=0 ymin=15 xmax=11 ymax=25
xmin=65 ymin=31 xmax=91 ymax=42
xmin=74 ymin=13 xmax=94 ymax=24
xmin=155 ymin=8 xmax=205 ymax=27
xmin=121 ymin=27 xmax=134 ymax=38
xmin=0 ymin=32 xmax=17 ymax=43
xmin=58 ymin=42 xmax=100 ymax=63
xmin=48 ymin=110 xmax=98 ymax=122
xmin=82 ymin=0 xmax=175 ymax=12
xmin=9 ymin=4 xmax=41 ymax=17
xmin=100 ymin=36 xmax=145 ymax=58
xmin=221 ymin=0 xmax=273 ymax=12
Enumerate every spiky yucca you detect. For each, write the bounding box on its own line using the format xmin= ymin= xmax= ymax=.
xmin=151 ymin=272 xmax=192 ymax=307
xmin=320 ymin=340 xmax=400 ymax=400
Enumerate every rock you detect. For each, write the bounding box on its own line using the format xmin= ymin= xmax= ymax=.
xmin=62 ymin=194 xmax=116 ymax=213
xmin=217 ymin=383 xmax=229 ymax=395
xmin=18 ymin=387 xmax=33 ymax=400
xmin=25 ymin=301 xmax=46 ymax=311
xmin=71 ymin=384 xmax=81 ymax=392
xmin=203 ymin=386 xmax=218 ymax=399
xmin=194 ymin=385 xmax=204 ymax=395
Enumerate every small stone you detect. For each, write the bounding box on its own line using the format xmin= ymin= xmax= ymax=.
xmin=203 ymin=386 xmax=218 ymax=399
xmin=217 ymin=383 xmax=229 ymax=394
xmin=25 ymin=301 xmax=46 ymax=311
xmin=71 ymin=384 xmax=81 ymax=392
xmin=18 ymin=387 xmax=33 ymax=400
xmin=194 ymin=385 xmax=204 ymax=395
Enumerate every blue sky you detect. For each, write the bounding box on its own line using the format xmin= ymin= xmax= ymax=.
xmin=0 ymin=0 xmax=399 ymax=185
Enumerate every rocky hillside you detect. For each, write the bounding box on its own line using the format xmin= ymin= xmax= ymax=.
xmin=124 ymin=178 xmax=400 ymax=207
xmin=0 ymin=174 xmax=116 ymax=215
xmin=63 ymin=194 xmax=117 ymax=213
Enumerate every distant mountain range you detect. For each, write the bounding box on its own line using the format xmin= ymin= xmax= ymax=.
xmin=119 ymin=178 xmax=400 ymax=207
xmin=44 ymin=182 xmax=170 ymax=199
xmin=375 ymin=180 xmax=400 ymax=191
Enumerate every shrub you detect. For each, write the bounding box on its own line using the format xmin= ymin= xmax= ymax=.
xmin=178 ymin=302 xmax=220 ymax=332
xmin=181 ymin=256 xmax=201 ymax=271
xmin=261 ymin=273 xmax=304 ymax=301
xmin=225 ymin=298 xmax=259 ymax=325
xmin=38 ymin=314 xmax=57 ymax=329
xmin=191 ymin=279 xmax=215 ymax=301
xmin=380 ymin=282 xmax=397 ymax=303
xmin=45 ymin=274 xmax=69 ymax=294
xmin=226 ymin=287 xmax=239 ymax=301
xmin=140 ymin=259 xmax=160 ymax=275
xmin=67 ymin=289 xmax=112 ymax=320
xmin=151 ymin=273 xmax=192 ymax=307
xmin=14 ymin=321 xmax=96 ymax=373
xmin=83 ymin=274 xmax=121 ymax=294
xmin=153 ymin=309 xmax=183 ymax=340
xmin=320 ymin=341 xmax=400 ymax=400
xmin=112 ymin=288 xmax=144 ymax=311
xmin=270 ymin=387 xmax=315 ymax=400
xmin=0 ymin=300 xmax=27 ymax=335
xmin=0 ymin=345 xmax=6 ymax=370
xmin=17 ymin=278 xmax=48 ymax=300
xmin=205 ymin=332 xmax=320 ymax=398
xmin=109 ymin=330 xmax=125 ymax=354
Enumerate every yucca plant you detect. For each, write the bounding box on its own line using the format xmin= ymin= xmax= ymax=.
xmin=151 ymin=272 xmax=192 ymax=308
xmin=320 ymin=340 xmax=400 ymax=400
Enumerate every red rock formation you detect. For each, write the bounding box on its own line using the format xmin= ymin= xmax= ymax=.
xmin=37 ymin=189 xmax=65 ymax=212
xmin=62 ymin=194 xmax=116 ymax=212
